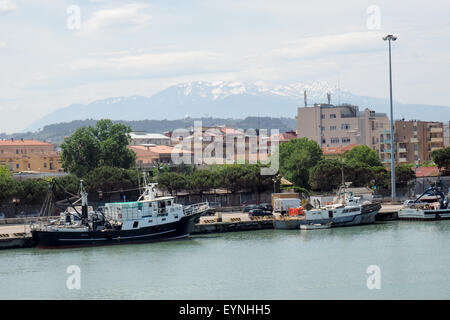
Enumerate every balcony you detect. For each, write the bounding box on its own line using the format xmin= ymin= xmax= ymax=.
xmin=398 ymin=148 xmax=407 ymax=153
xmin=410 ymin=138 xmax=419 ymax=143
xmin=431 ymin=147 xmax=442 ymax=152
xmin=430 ymin=127 xmax=443 ymax=133
xmin=398 ymin=158 xmax=407 ymax=163
xmin=430 ymin=137 xmax=443 ymax=143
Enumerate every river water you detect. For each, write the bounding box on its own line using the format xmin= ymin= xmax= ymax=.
xmin=0 ymin=220 xmax=449 ymax=299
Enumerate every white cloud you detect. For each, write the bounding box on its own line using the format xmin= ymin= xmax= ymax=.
xmin=70 ymin=50 xmax=227 ymax=76
xmin=78 ymin=3 xmax=151 ymax=37
xmin=0 ymin=0 xmax=16 ymax=15
xmin=266 ymin=32 xmax=384 ymax=60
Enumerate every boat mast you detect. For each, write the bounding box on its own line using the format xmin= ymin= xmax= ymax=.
xmin=79 ymin=180 xmax=89 ymax=225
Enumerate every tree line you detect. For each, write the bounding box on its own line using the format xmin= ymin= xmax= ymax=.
xmin=279 ymin=138 xmax=419 ymax=193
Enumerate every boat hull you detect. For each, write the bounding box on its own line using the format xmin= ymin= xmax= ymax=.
xmin=273 ymin=203 xmax=381 ymax=229
xmin=398 ymin=208 xmax=450 ymax=221
xmin=32 ymin=212 xmax=202 ymax=249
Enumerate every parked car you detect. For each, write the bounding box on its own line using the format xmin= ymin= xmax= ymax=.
xmin=403 ymin=200 xmax=426 ymax=207
xmin=259 ymin=203 xmax=273 ymax=212
xmin=242 ymin=204 xmax=260 ymax=213
xmin=248 ymin=209 xmax=273 ymax=217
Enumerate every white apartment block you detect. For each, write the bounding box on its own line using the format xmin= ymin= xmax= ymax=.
xmin=296 ymin=104 xmax=390 ymax=155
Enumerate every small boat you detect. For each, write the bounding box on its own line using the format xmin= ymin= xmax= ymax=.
xmin=300 ymin=222 xmax=332 ymax=230
xmin=31 ymin=179 xmax=209 ymax=248
xmin=398 ymin=187 xmax=450 ymax=221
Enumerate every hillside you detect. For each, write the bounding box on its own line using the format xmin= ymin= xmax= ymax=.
xmin=25 ymin=81 xmax=450 ymax=132
xmin=1 ymin=117 xmax=297 ymax=145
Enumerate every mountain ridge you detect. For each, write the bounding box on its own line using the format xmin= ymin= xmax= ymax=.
xmin=26 ymin=81 xmax=450 ymax=131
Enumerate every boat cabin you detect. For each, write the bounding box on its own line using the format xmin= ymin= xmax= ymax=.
xmin=103 ymin=197 xmax=184 ymax=230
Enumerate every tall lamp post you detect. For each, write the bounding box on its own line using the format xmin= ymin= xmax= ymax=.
xmin=383 ymin=34 xmax=397 ymax=201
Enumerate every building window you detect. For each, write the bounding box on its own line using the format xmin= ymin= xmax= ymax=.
xmin=321 ymin=127 xmax=325 ymax=131
xmin=330 ymin=126 xmax=337 ymax=131
xmin=331 ymin=138 xmax=339 ymax=144
xmin=16 ymin=163 xmax=19 ymax=169
xmin=43 ymin=162 xmax=47 ymax=168
xmin=330 ymin=114 xmax=337 ymax=119
xmin=342 ymin=138 xmax=351 ymax=143
xmin=16 ymin=149 xmax=19 ymax=154
xmin=341 ymin=124 xmax=350 ymax=130
xmin=321 ymin=114 xmax=325 ymax=119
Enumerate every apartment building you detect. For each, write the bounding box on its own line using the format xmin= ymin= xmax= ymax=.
xmin=395 ymin=120 xmax=444 ymax=164
xmin=444 ymin=122 xmax=450 ymax=147
xmin=296 ymin=104 xmax=390 ymax=155
xmin=0 ymin=139 xmax=62 ymax=172
xmin=129 ymin=132 xmax=171 ymax=146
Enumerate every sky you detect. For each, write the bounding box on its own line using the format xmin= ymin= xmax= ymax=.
xmin=0 ymin=0 xmax=449 ymax=133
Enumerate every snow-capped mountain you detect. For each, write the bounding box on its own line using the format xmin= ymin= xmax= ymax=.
xmin=25 ymin=81 xmax=450 ymax=131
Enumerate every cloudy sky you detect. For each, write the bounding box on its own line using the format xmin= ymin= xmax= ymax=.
xmin=0 ymin=0 xmax=449 ymax=133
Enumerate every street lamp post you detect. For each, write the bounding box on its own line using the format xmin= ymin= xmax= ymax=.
xmin=383 ymin=34 xmax=397 ymax=201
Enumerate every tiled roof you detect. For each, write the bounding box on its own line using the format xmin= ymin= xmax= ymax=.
xmin=129 ymin=145 xmax=191 ymax=155
xmin=0 ymin=139 xmax=52 ymax=146
xmin=322 ymin=144 xmax=359 ymax=155
xmin=412 ymin=166 xmax=440 ymax=177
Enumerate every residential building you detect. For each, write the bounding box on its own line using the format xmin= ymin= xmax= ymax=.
xmin=269 ymin=130 xmax=297 ymax=144
xmin=395 ymin=120 xmax=444 ymax=165
xmin=129 ymin=132 xmax=171 ymax=146
xmin=296 ymin=104 xmax=390 ymax=157
xmin=444 ymin=122 xmax=450 ymax=147
xmin=0 ymin=139 xmax=62 ymax=173
xmin=174 ymin=126 xmax=269 ymax=164
xmin=129 ymin=145 xmax=186 ymax=168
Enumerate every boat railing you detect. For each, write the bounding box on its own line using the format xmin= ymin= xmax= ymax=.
xmin=183 ymin=202 xmax=210 ymax=216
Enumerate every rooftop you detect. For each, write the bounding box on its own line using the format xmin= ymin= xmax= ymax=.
xmin=322 ymin=144 xmax=359 ymax=156
xmin=0 ymin=139 xmax=53 ymax=147
xmin=412 ymin=166 xmax=440 ymax=177
xmin=130 ymin=132 xmax=170 ymax=140
xmin=129 ymin=145 xmax=190 ymax=155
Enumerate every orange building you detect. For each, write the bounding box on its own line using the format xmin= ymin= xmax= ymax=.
xmin=0 ymin=139 xmax=62 ymax=173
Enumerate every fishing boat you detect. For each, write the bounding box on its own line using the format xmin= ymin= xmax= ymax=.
xmin=398 ymin=187 xmax=450 ymax=221
xmin=31 ymin=179 xmax=209 ymax=248
xmin=273 ymin=189 xmax=381 ymax=229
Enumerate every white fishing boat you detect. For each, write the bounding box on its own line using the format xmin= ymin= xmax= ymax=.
xmin=398 ymin=187 xmax=450 ymax=221
xmin=273 ymin=188 xmax=381 ymax=229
